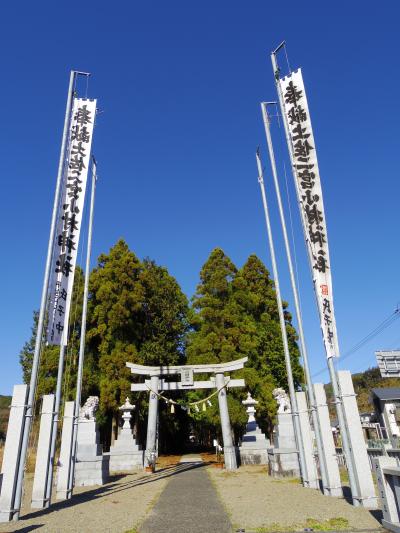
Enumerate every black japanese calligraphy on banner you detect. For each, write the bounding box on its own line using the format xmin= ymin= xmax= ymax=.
xmin=47 ymin=98 xmax=97 ymax=345
xmin=279 ymin=69 xmax=339 ymax=359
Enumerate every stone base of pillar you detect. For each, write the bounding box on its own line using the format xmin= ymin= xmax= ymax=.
xmin=268 ymin=448 xmax=300 ymax=478
xmin=0 ymin=384 xmax=28 ymax=523
xmin=74 ymin=455 xmax=109 ymax=487
xmin=296 ymin=391 xmax=319 ymax=490
xmin=31 ymin=497 xmax=50 ymax=510
xmin=323 ymin=485 xmax=344 ymax=497
xmin=73 ymin=418 xmax=108 ymax=487
xmin=144 ymin=448 xmax=159 ymax=468
xmin=223 ymin=446 xmax=237 ymax=470
xmin=31 ymin=394 xmax=55 ymax=509
xmin=55 ymin=488 xmax=72 ymax=501
xmin=338 ymin=371 xmax=378 ymax=509
xmin=0 ymin=511 xmax=13 ymax=523
xmin=56 ymin=401 xmax=75 ymax=501
xmin=109 ymin=451 xmax=144 ymax=473
xmin=382 ymin=520 xmax=400 ymax=533
xmin=313 ymin=383 xmax=343 ymax=498
xmin=274 ymin=412 xmax=296 ymax=449
xmin=240 ymin=448 xmax=269 ymax=465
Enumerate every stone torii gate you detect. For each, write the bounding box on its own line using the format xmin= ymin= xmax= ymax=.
xmin=126 ymin=357 xmax=247 ymax=470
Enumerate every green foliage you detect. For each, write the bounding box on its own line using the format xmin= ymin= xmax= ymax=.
xmin=187 ymin=249 xmax=303 ymax=438
xmin=136 ymin=258 xmax=191 ymax=366
xmin=87 ymin=240 xmax=191 ymax=433
xmin=19 ymin=242 xmax=303 ymax=450
xmin=19 ymin=310 xmax=39 ymax=385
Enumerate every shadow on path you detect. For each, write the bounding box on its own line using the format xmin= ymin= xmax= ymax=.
xmin=19 ymin=462 xmax=208 ymax=523
xmin=11 ymin=527 xmax=44 ymax=533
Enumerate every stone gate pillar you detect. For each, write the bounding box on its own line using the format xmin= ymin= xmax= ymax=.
xmin=215 ymin=372 xmax=237 ymax=470
xmin=144 ymin=375 xmax=159 ymax=467
xmin=0 ymin=384 xmax=28 ymax=522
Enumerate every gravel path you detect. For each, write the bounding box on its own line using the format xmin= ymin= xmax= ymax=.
xmin=0 ymin=468 xmax=172 ymax=533
xmin=0 ymin=461 xmax=385 ymax=532
xmin=140 ymin=455 xmax=232 ymax=533
xmin=208 ymin=465 xmax=383 ymax=532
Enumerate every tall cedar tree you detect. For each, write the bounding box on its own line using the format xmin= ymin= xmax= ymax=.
xmin=186 ymin=248 xmax=251 ymax=438
xmin=237 ymin=254 xmax=303 ymax=434
xmin=187 ymin=249 xmax=303 ymax=438
xmin=86 ymin=240 xmax=191 ymax=448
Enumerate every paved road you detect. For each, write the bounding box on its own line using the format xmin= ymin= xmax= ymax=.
xmin=140 ymin=455 xmax=232 ymax=533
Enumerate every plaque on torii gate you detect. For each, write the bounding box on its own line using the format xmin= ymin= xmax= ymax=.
xmin=126 ymin=357 xmax=247 ymax=470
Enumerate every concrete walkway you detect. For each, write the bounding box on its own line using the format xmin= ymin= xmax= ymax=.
xmin=139 ymin=455 xmax=232 ymax=533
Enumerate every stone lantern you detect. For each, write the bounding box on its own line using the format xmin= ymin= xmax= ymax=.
xmin=109 ymin=397 xmax=144 ymax=472
xmin=119 ymin=397 xmax=135 ymax=430
xmin=239 ymin=392 xmax=270 ymax=465
xmin=242 ymin=392 xmax=258 ymax=428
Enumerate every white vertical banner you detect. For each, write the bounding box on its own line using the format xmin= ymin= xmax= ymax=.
xmin=278 ymin=69 xmax=339 ymax=358
xmin=47 ymin=98 xmax=97 ymax=345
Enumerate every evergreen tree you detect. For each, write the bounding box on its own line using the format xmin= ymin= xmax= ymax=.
xmin=87 ymin=239 xmax=143 ymax=416
xmin=186 ymin=248 xmax=252 ymax=435
xmin=19 ymin=266 xmax=85 ymax=401
xmin=136 ymin=258 xmax=191 ymax=366
xmin=187 ymin=248 xmax=253 ymax=365
xmin=19 ymin=310 xmax=39 ymax=385
xmin=87 ymin=239 xmax=191 ymax=446
xmin=239 ymin=254 xmax=303 ymax=388
xmin=237 ymin=254 xmax=303 ymax=433
xmin=187 ymin=249 xmax=303 ymax=439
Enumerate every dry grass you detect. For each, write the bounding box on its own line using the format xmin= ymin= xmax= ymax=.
xmin=0 ymin=446 xmax=37 ymax=474
xmin=200 ymin=450 xmax=222 ymax=464
xmin=155 ymin=454 xmax=181 ymax=468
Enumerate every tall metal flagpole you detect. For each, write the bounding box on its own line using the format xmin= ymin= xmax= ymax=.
xmin=44 ymin=344 xmax=66 ymax=506
xmin=255 ymin=149 xmax=308 ymax=485
xmin=260 ymin=102 xmax=327 ymax=490
xmin=13 ymin=71 xmax=78 ymax=520
xmin=68 ymin=157 xmax=98 ymax=496
xmin=44 ymin=72 xmax=92 ymax=507
xmin=270 ymin=45 xmax=359 ymax=505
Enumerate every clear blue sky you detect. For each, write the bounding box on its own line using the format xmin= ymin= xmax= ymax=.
xmin=1 ymin=1 xmax=399 ymax=395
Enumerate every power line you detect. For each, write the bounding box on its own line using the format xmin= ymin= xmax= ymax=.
xmin=312 ymin=306 xmax=400 ymax=379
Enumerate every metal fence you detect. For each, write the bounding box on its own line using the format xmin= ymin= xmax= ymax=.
xmin=334 ymin=445 xmax=400 ymax=470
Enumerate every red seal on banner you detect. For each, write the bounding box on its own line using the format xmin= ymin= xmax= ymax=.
xmin=321 ymin=284 xmax=328 ymax=296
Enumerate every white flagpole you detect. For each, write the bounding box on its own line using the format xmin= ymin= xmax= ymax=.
xmin=270 ymin=45 xmax=359 ymax=505
xmin=68 ymin=157 xmax=98 ymax=496
xmin=260 ymin=102 xmax=327 ymax=490
xmin=255 ymin=149 xmax=308 ymax=485
xmin=44 ymin=343 xmax=66 ymax=506
xmin=44 ymin=73 xmax=92 ymax=507
xmin=13 ymin=71 xmax=78 ymax=520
